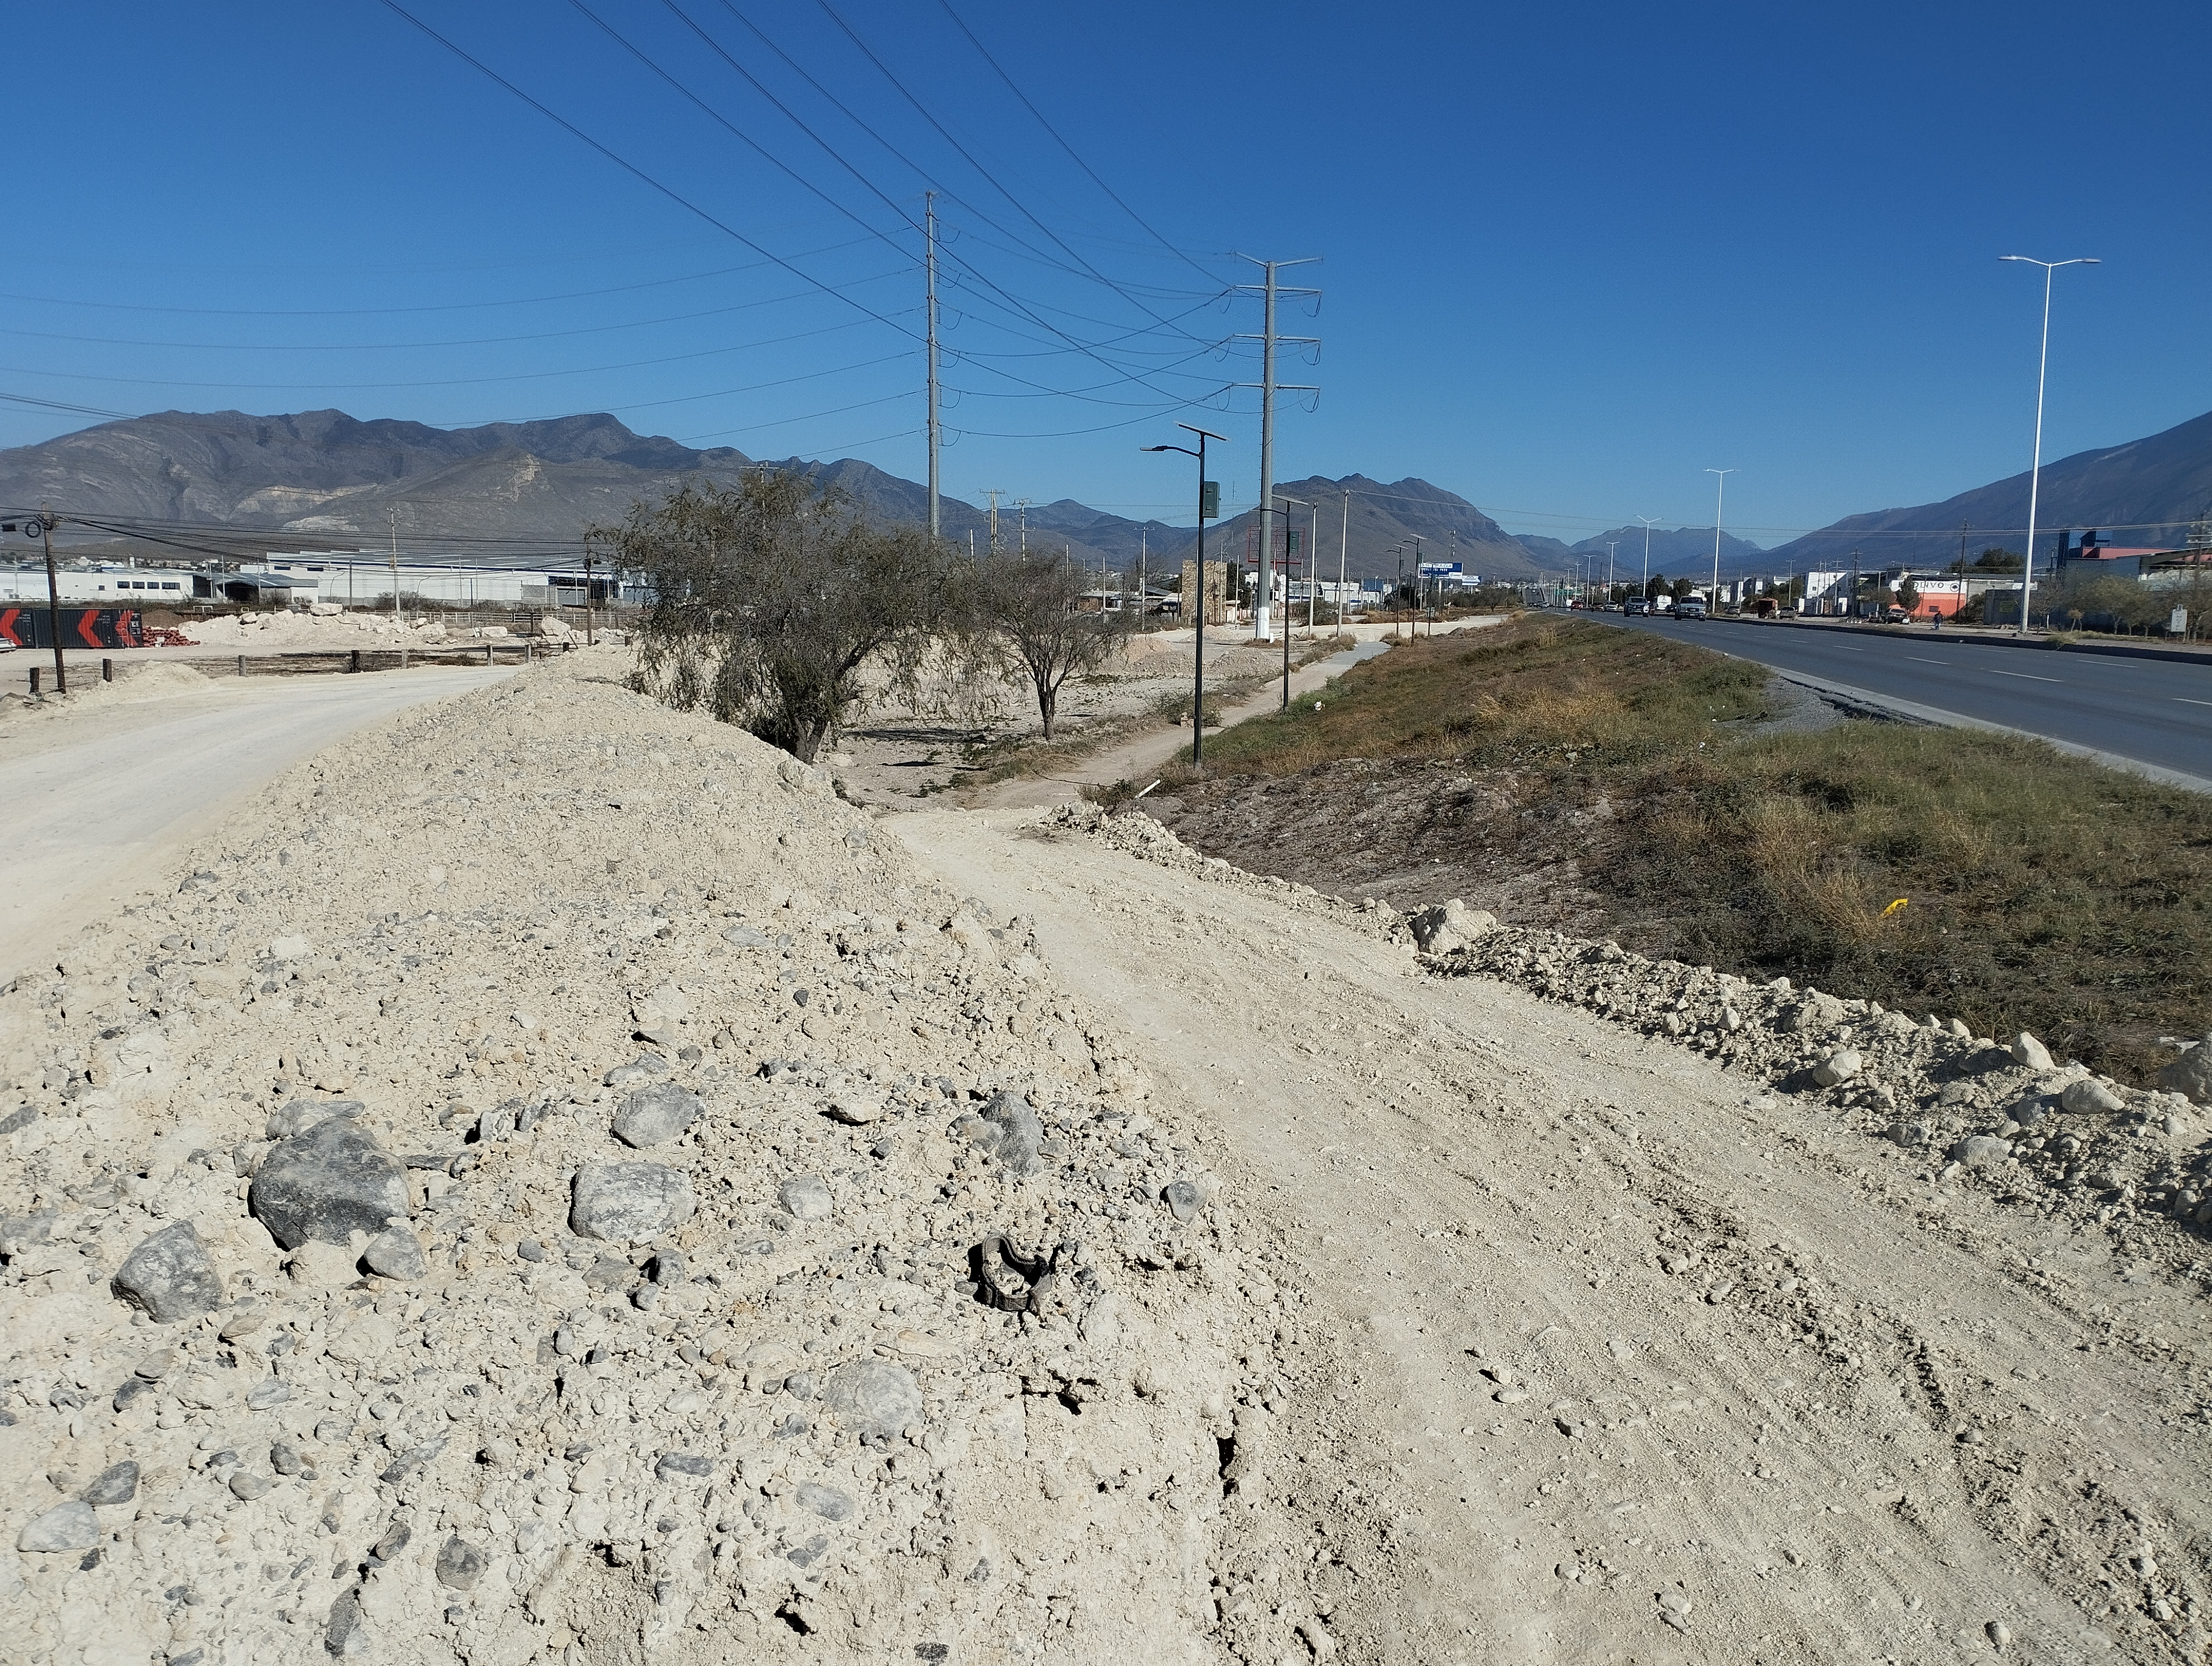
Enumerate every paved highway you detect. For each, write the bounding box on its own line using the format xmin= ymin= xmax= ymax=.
xmin=1584 ymin=611 xmax=2212 ymax=784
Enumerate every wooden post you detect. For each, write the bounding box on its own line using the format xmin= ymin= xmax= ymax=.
xmin=29 ymin=666 xmax=40 ymax=694
xmin=350 ymin=648 xmax=361 ymax=674
xmin=102 ymin=658 xmax=113 ymax=682
xmin=237 ymin=655 xmax=246 ymax=677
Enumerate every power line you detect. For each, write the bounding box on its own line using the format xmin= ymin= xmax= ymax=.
xmin=928 ymin=0 xmax=1217 ymax=283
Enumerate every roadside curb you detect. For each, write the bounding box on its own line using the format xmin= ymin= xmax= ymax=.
xmin=1711 ymin=612 xmax=2212 ymax=669
xmin=1767 ymin=667 xmax=2212 ymax=794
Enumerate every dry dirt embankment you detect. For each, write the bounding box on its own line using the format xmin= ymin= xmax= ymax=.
xmin=0 ymin=658 xmax=1304 ymax=1665
xmin=896 ymin=804 xmax=2212 ymax=1666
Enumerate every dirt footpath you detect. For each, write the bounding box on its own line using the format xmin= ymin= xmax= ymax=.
xmin=893 ymin=807 xmax=2212 ymax=1665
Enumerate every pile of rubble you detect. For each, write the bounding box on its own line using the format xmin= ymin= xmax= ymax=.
xmin=0 ymin=663 xmax=1280 ymax=1665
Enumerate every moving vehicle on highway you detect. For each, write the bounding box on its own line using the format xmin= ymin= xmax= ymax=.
xmin=1623 ymin=597 xmax=1650 ymax=616
xmin=1674 ymin=596 xmax=1709 ymax=620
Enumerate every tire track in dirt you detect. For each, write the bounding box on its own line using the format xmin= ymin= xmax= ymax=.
xmin=893 ymin=806 xmax=2212 ymax=1664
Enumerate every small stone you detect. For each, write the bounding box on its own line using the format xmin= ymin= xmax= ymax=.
xmin=245 ymin=1378 xmax=291 ymax=1411
xmin=603 ymin=1053 xmax=669 ymax=1088
xmin=81 ymin=1462 xmax=139 ymax=1507
xmin=2009 ymin=1033 xmax=2053 ymax=1072
xmin=955 ymin=1091 xmax=1044 ymax=1178
xmin=326 ymin=1589 xmax=372 ymax=1657
xmin=654 ymin=1452 xmax=712 ymax=1481
xmin=110 ymin=1222 xmax=224 ymax=1323
xmin=1494 ymin=1388 xmax=1529 ymax=1404
xmin=2061 ymin=1078 xmax=2125 ymax=1115
xmin=1811 ymin=1049 xmax=1863 ymax=1088
xmin=270 ymin=1443 xmax=304 ymax=1477
xmin=823 ymin=1094 xmax=885 ymax=1126
xmin=267 ymin=934 xmax=312 ymax=962
xmin=779 ymin=1174 xmax=833 ymax=1222
xmin=1987 ymin=1619 xmax=2011 ymax=1652
xmin=1953 ymin=1135 xmax=2014 ymax=1170
xmin=1161 ymin=1179 xmax=1204 ymax=1222
xmin=17 ymin=1500 xmax=99 ymax=1553
xmin=227 ymin=1472 xmax=271 ymax=1501
xmin=795 ymin=1482 xmax=854 ymax=1521
xmin=249 ymin=1118 xmax=410 ymax=1250
xmin=1297 ymin=1617 xmax=1339 ymax=1660
xmin=517 ymin=1238 xmax=545 ymax=1263
xmin=570 ymin=1162 xmax=697 ymax=1244
xmin=362 ymin=1225 xmax=428 ymax=1281
xmin=611 ymin=1082 xmax=702 ymax=1149
xmin=819 ymin=1359 xmax=921 ymax=1439
xmin=784 ymin=1371 xmax=816 ymax=1400
xmin=435 ymin=1535 xmax=488 ymax=1590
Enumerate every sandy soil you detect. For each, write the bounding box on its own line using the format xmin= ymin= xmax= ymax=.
xmin=896 ymin=806 xmax=2212 ymax=1665
xmin=0 ymin=661 xmax=516 ymax=988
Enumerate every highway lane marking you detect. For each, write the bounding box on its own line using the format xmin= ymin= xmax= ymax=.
xmin=1987 ymin=669 xmax=2060 ymax=683
xmin=1906 ymin=656 xmax=1950 ymax=665
xmin=2179 ymin=698 xmax=2212 ymax=708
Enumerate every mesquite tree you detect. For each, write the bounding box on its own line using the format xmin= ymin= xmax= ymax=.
xmin=968 ymin=550 xmax=1133 ymax=739
xmin=603 ymin=472 xmax=951 ymax=762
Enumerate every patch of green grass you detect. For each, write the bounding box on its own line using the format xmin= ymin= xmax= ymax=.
xmin=1156 ymin=616 xmax=2212 ymax=1080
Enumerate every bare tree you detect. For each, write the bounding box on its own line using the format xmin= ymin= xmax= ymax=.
xmin=600 ymin=472 xmax=951 ymax=762
xmin=967 ymin=550 xmax=1133 ymax=739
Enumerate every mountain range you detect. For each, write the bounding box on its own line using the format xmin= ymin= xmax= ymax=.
xmin=1762 ymin=406 xmax=2212 ymax=571
xmin=4 ymin=402 xmax=2208 ymax=587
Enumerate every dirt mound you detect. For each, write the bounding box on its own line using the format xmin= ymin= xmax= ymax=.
xmin=0 ymin=661 xmax=1285 ymax=1664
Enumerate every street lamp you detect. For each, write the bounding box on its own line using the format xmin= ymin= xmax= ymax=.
xmin=1636 ymin=515 xmax=1659 ymax=606
xmin=1999 ymin=254 xmax=2099 ymax=636
xmin=1142 ymin=424 xmax=1229 ymax=767
xmin=1705 ymin=469 xmax=1735 ymax=606
xmin=1274 ymin=492 xmax=1310 ymax=709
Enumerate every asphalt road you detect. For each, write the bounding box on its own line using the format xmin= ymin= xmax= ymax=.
xmin=1585 ymin=611 xmax=2212 ymax=783
xmin=0 ymin=664 xmax=510 ymax=986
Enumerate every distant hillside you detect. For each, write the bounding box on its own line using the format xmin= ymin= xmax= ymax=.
xmin=0 ymin=409 xmax=1551 ymax=581
xmin=1152 ymin=473 xmax=1544 ymax=584
xmin=1767 ymin=406 xmax=2212 ymax=569
xmin=1568 ymin=524 xmax=1771 ymax=580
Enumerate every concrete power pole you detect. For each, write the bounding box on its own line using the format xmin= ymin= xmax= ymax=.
xmin=388 ymin=506 xmax=402 ymax=627
xmin=1232 ymin=255 xmax=1321 ymax=643
xmin=983 ymin=489 xmax=1004 ymax=554
xmin=1017 ymin=499 xmax=1031 ymax=556
xmin=1338 ymin=488 xmax=1350 ymax=631
xmin=925 ymin=191 xmax=941 ymax=542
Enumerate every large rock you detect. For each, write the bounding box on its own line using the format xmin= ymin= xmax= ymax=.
xmin=1953 ymin=1135 xmax=2014 ymax=1170
xmin=2157 ymin=1033 xmax=2212 ymax=1106
xmin=957 ymin=1091 xmax=1044 ymax=1178
xmin=2008 ymin=1033 xmax=2054 ymax=1072
xmin=1810 ymin=1049 xmax=1864 ymax=1089
xmin=110 ymin=1222 xmax=223 ymax=1322
xmin=17 ymin=1500 xmax=99 ymax=1553
xmin=2061 ymin=1077 xmax=2125 ymax=1115
xmin=1410 ymin=898 xmax=1496 ymax=956
xmin=779 ymin=1174 xmax=833 ymax=1222
xmin=570 ymin=1162 xmax=696 ymax=1244
xmin=820 ymin=1359 xmax=922 ymax=1439
xmin=249 ymin=1116 xmax=409 ymax=1250
xmin=612 ymin=1082 xmax=702 ymax=1149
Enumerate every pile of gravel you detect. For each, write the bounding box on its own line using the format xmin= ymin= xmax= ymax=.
xmin=0 ymin=662 xmax=1282 ymax=1665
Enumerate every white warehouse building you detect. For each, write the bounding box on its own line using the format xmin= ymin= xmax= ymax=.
xmin=263 ymin=553 xmax=633 ymax=607
xmin=0 ymin=563 xmax=192 ymax=604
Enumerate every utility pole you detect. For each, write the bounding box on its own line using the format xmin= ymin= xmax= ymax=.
xmin=35 ymin=510 xmax=64 ymax=695
xmin=925 ymin=190 xmax=941 ymax=541
xmin=1605 ymin=539 xmax=1619 ymax=606
xmin=1958 ymin=520 xmax=1969 ymax=623
xmin=1231 ymin=255 xmax=1321 ymax=643
xmin=1017 ymin=498 xmax=1031 ymax=556
xmin=1637 ymin=516 xmax=1658 ymax=602
xmin=1139 ymin=528 xmax=1146 ymax=624
xmin=1409 ymin=535 xmax=1424 ymax=636
xmin=1309 ymin=499 xmax=1321 ymax=634
xmin=1705 ymin=469 xmax=1735 ymax=603
xmin=1337 ymin=488 xmax=1350 ymax=632
xmin=1851 ymin=549 xmax=1861 ymax=620
xmin=983 ymin=489 xmax=1004 ymax=554
xmin=388 ymin=506 xmax=403 ymax=627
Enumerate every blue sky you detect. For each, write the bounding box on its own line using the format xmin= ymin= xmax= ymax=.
xmin=5 ymin=0 xmax=2207 ymax=547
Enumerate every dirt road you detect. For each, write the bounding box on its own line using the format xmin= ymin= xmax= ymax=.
xmin=0 ymin=663 xmax=511 ymax=985
xmin=895 ymin=806 xmax=2211 ymax=1664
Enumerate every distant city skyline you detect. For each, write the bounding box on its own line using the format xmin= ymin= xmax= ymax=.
xmin=3 ymin=1 xmax=2205 ymax=547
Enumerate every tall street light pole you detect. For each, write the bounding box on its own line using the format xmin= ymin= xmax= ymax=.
xmin=1705 ymin=469 xmax=1735 ymax=604
xmin=1275 ymin=494 xmax=1310 ymax=707
xmin=1143 ymin=424 xmax=1229 ymax=768
xmin=1636 ymin=515 xmax=1658 ymax=601
xmin=1999 ymin=254 xmax=2100 ymax=636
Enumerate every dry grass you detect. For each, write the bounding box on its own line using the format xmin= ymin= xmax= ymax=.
xmin=1149 ymin=615 xmax=2212 ymax=1081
